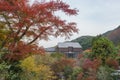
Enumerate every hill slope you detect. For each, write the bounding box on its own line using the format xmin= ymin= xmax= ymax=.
xmin=103 ymin=26 xmax=120 ymax=45
xmin=72 ymin=36 xmax=94 ymax=50
xmin=72 ymin=25 xmax=120 ymax=50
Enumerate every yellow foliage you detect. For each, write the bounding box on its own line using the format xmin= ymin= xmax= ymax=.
xmin=34 ymin=54 xmax=56 ymax=65
xmin=20 ymin=56 xmax=35 ymax=71
xmin=20 ymin=55 xmax=56 ymax=80
xmin=0 ymin=22 xmax=10 ymax=44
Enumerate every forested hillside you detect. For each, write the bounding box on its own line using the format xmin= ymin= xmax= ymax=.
xmin=104 ymin=26 xmax=120 ymax=45
xmin=72 ymin=25 xmax=120 ymax=50
xmin=72 ymin=36 xmax=94 ymax=50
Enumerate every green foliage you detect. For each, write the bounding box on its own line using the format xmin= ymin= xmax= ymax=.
xmin=97 ymin=65 xmax=114 ymax=80
xmin=51 ymin=58 xmax=76 ymax=79
xmin=63 ymin=66 xmax=73 ymax=79
xmin=72 ymin=36 xmax=94 ymax=50
xmin=69 ymin=67 xmax=82 ymax=80
xmin=92 ymin=36 xmax=116 ymax=59
xmin=0 ymin=0 xmax=78 ymax=79
xmin=0 ymin=62 xmax=8 ymax=80
xmin=50 ymin=52 xmax=65 ymax=60
xmin=34 ymin=54 xmax=56 ymax=65
xmin=0 ymin=48 xmax=20 ymax=80
xmin=0 ymin=61 xmax=22 ymax=80
xmin=6 ymin=62 xmax=22 ymax=80
xmin=82 ymin=51 xmax=94 ymax=59
xmin=72 ymin=26 xmax=120 ymax=50
xmin=0 ymin=22 xmax=11 ymax=48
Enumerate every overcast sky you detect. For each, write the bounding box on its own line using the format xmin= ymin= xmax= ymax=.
xmin=30 ymin=0 xmax=120 ymax=48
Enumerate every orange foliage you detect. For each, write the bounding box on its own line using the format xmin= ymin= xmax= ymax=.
xmin=84 ymin=76 xmax=96 ymax=80
xmin=78 ymin=53 xmax=84 ymax=59
xmin=4 ymin=41 xmax=45 ymax=61
xmin=82 ymin=58 xmax=101 ymax=71
xmin=77 ymin=72 xmax=83 ymax=80
xmin=79 ymin=58 xmax=101 ymax=80
xmin=106 ymin=58 xmax=119 ymax=69
xmin=51 ymin=58 xmax=76 ymax=73
xmin=84 ymin=49 xmax=92 ymax=53
xmin=0 ymin=0 xmax=78 ymax=61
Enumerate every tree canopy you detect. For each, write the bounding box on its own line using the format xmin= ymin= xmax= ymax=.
xmin=92 ymin=36 xmax=116 ymax=59
xmin=0 ymin=0 xmax=78 ymax=60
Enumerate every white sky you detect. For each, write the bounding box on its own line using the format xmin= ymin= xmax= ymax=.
xmin=30 ymin=0 xmax=120 ymax=48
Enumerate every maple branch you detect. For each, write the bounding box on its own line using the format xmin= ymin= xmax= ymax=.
xmin=14 ymin=24 xmax=22 ymax=42
xmin=27 ymin=28 xmax=49 ymax=45
xmin=18 ymin=26 xmax=30 ymax=41
xmin=27 ymin=35 xmax=39 ymax=45
xmin=15 ymin=16 xmax=23 ymax=36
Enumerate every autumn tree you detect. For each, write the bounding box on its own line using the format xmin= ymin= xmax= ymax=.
xmin=51 ymin=58 xmax=76 ymax=79
xmin=0 ymin=0 xmax=78 ymax=79
xmin=0 ymin=0 xmax=78 ymax=60
xmin=20 ymin=55 xmax=56 ymax=80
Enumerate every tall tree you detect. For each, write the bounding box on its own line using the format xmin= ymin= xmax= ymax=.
xmin=92 ymin=36 xmax=116 ymax=60
xmin=0 ymin=0 xmax=78 ymax=60
xmin=0 ymin=0 xmax=78 ymax=79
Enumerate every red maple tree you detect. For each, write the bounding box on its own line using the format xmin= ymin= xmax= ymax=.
xmin=0 ymin=0 xmax=78 ymax=61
